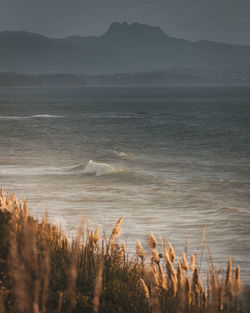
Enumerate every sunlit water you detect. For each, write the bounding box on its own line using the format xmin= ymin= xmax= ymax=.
xmin=0 ymin=87 xmax=250 ymax=282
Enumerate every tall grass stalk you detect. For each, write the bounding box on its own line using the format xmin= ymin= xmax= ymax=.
xmin=0 ymin=189 xmax=245 ymax=313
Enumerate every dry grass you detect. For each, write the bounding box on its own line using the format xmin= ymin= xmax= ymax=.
xmin=0 ymin=188 xmax=246 ymax=313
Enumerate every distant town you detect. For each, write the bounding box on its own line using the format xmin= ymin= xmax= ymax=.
xmin=1 ymin=69 xmax=250 ymax=87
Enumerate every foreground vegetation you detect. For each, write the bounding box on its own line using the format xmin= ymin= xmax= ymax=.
xmin=0 ymin=189 xmax=244 ymax=313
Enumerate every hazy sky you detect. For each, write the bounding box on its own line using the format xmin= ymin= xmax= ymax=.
xmin=1 ymin=0 xmax=250 ymax=45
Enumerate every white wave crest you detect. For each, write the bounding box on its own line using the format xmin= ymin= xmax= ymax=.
xmin=83 ymin=160 xmax=124 ymax=176
xmin=32 ymin=114 xmax=61 ymax=118
xmin=0 ymin=116 xmax=29 ymax=120
xmin=113 ymin=151 xmax=131 ymax=158
xmin=0 ymin=114 xmax=62 ymax=120
xmin=0 ymin=165 xmax=70 ymax=176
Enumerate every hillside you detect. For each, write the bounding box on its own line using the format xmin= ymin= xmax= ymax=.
xmin=0 ymin=22 xmax=250 ymax=74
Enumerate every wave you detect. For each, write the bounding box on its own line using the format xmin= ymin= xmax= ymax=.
xmin=0 ymin=161 xmax=166 ymax=186
xmin=70 ymin=160 xmax=166 ymax=186
xmin=32 ymin=114 xmax=62 ymax=118
xmin=0 ymin=116 xmax=29 ymax=120
xmin=81 ymin=160 xmax=124 ymax=176
xmin=0 ymin=114 xmax=62 ymax=120
xmin=113 ymin=151 xmax=132 ymax=158
xmin=0 ymin=165 xmax=72 ymax=176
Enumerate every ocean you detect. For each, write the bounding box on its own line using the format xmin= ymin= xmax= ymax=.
xmin=0 ymin=86 xmax=250 ymax=281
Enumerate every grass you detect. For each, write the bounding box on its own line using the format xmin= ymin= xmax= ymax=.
xmin=0 ymin=188 xmax=245 ymax=313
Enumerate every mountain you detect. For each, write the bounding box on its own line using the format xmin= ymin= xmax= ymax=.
xmin=0 ymin=22 xmax=250 ymax=74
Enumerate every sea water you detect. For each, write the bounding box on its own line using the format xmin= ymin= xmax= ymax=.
xmin=0 ymin=86 xmax=250 ymax=281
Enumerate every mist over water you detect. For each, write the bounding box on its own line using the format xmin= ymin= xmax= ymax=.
xmin=0 ymin=87 xmax=250 ymax=281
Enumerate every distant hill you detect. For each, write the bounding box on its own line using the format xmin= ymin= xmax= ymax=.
xmin=0 ymin=22 xmax=250 ymax=74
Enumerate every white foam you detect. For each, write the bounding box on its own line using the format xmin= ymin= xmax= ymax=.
xmin=32 ymin=114 xmax=61 ymax=118
xmin=83 ymin=160 xmax=123 ymax=176
xmin=0 ymin=114 xmax=62 ymax=120
xmin=0 ymin=165 xmax=70 ymax=176
xmin=0 ymin=116 xmax=29 ymax=120
xmin=114 ymin=151 xmax=130 ymax=157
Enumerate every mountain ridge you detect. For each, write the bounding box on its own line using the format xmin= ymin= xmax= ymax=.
xmin=2 ymin=22 xmax=249 ymax=47
xmin=0 ymin=22 xmax=250 ymax=74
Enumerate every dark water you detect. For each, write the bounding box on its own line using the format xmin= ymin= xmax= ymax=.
xmin=0 ymin=87 xmax=250 ymax=281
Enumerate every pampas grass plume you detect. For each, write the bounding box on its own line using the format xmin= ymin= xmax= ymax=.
xmin=0 ymin=186 xmax=4 ymax=200
xmin=139 ymin=279 xmax=150 ymax=299
xmin=150 ymin=264 xmax=159 ymax=287
xmin=181 ymin=253 xmax=189 ymax=272
xmin=168 ymin=241 xmax=175 ymax=263
xmin=136 ymin=240 xmax=144 ymax=259
xmin=110 ymin=216 xmax=123 ymax=240
xmin=94 ymin=226 xmax=99 ymax=244
xmin=164 ymin=250 xmax=177 ymax=282
xmin=158 ymin=263 xmax=167 ymax=290
xmin=190 ymin=254 xmax=196 ymax=272
xmin=122 ymin=241 xmax=126 ymax=255
xmin=177 ymin=260 xmax=183 ymax=289
xmin=226 ymin=257 xmax=232 ymax=286
xmin=170 ymin=274 xmax=177 ymax=297
xmin=152 ymin=249 xmax=160 ymax=264
xmin=149 ymin=231 xmax=157 ymax=249
xmin=185 ymin=276 xmax=192 ymax=305
xmin=234 ymin=264 xmax=241 ymax=296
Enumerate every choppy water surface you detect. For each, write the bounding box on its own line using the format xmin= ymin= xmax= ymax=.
xmin=0 ymin=87 xmax=250 ymax=281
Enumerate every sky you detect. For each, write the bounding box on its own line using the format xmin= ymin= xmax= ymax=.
xmin=1 ymin=0 xmax=250 ymax=45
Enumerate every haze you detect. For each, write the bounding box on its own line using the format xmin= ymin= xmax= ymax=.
xmin=1 ymin=0 xmax=250 ymax=45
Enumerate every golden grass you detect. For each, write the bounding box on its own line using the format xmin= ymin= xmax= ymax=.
xmin=0 ymin=188 xmax=245 ymax=313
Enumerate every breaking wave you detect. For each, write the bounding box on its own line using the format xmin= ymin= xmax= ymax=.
xmin=113 ymin=151 xmax=132 ymax=158
xmin=0 ymin=114 xmax=62 ymax=120
xmin=0 ymin=160 xmax=166 ymax=186
xmin=32 ymin=114 xmax=62 ymax=118
xmin=70 ymin=160 xmax=166 ymax=185
xmin=81 ymin=160 xmax=124 ymax=176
